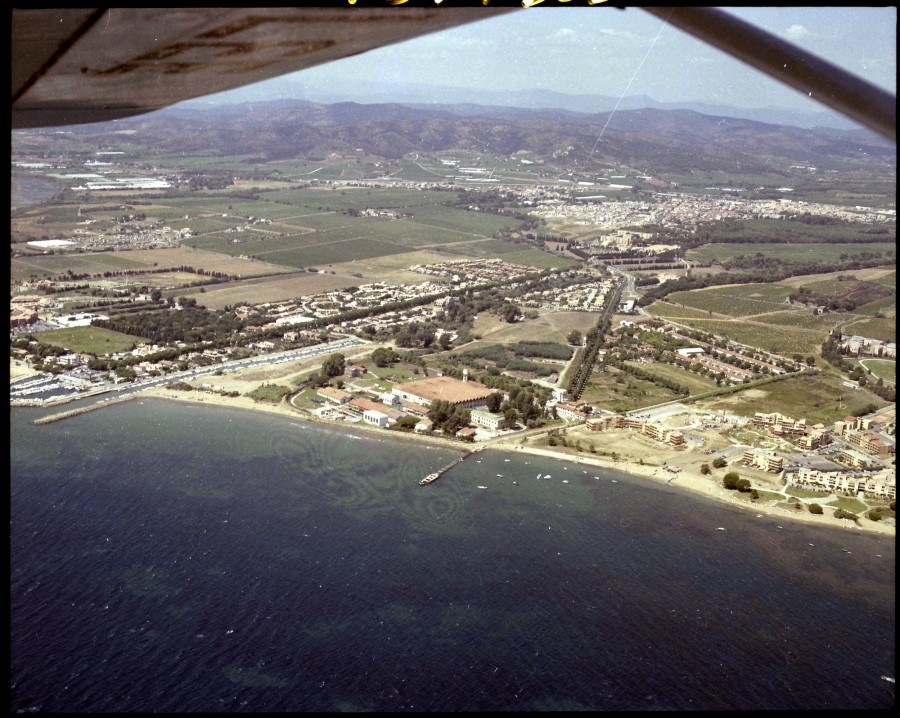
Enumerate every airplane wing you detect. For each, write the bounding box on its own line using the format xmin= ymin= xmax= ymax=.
xmin=11 ymin=6 xmax=896 ymax=141
xmin=11 ymin=6 xmax=515 ymax=130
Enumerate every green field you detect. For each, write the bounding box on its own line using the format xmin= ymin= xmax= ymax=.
xmin=37 ymin=326 xmax=146 ymax=354
xmin=859 ymin=359 xmax=896 ymax=384
xmin=665 ymin=284 xmax=795 ymax=317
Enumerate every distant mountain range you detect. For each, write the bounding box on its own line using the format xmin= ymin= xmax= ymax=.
xmin=66 ymin=98 xmax=895 ymax=176
xmin=185 ymin=80 xmax=868 ymax=132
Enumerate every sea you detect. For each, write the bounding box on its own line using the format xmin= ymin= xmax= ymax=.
xmin=10 ymin=398 xmax=896 ymax=712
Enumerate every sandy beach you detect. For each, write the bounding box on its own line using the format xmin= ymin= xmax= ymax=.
xmin=130 ymin=382 xmax=895 ymax=538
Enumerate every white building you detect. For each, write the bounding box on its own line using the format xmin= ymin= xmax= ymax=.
xmin=363 ymin=409 xmax=390 ymax=428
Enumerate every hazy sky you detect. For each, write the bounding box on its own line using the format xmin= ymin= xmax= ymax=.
xmin=238 ymin=6 xmax=896 ymax=113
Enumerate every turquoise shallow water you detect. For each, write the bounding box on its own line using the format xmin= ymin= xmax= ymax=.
xmin=10 ymin=399 xmax=895 ymax=711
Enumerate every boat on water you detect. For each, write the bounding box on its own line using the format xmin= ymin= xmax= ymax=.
xmin=477 ymin=485 xmax=488 ymax=489
xmin=882 ymin=675 xmax=895 ymax=683
xmin=419 ymin=473 xmax=440 ymax=486
xmin=717 ymin=527 xmax=726 ymax=531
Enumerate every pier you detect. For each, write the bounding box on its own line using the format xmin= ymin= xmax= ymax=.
xmin=419 ymin=446 xmax=482 ymax=485
xmin=32 ymin=395 xmax=136 ymax=425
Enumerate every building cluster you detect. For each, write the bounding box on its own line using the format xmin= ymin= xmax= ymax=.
xmin=841 ymin=335 xmax=896 ymax=359
xmin=408 ymin=258 xmax=533 ymax=285
xmin=10 ymin=294 xmax=60 ymax=329
xmin=790 ymin=466 xmax=895 ymax=500
xmin=527 ymin=190 xmax=893 ymax=236
xmin=833 ymin=416 xmax=894 ymax=459
xmin=312 ymin=372 xmax=508 ymax=438
xmin=584 ymin=412 xmax=685 ymax=446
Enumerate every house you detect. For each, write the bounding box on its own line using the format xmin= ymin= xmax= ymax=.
xmin=415 ymin=418 xmax=434 ymax=433
xmin=317 ymin=386 xmax=352 ymax=404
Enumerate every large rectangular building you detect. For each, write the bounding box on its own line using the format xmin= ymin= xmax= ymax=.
xmin=392 ymin=375 xmax=494 ymax=409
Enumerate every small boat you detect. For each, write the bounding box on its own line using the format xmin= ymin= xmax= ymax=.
xmin=717 ymin=527 xmax=726 ymax=531
xmin=536 ymin=473 xmax=541 ymax=479
xmin=611 ymin=479 xmax=618 ymax=484
xmin=562 ymin=480 xmax=569 ymax=484
xmin=477 ymin=486 xmax=488 ymax=490
xmin=881 ymin=675 xmax=895 ymax=684
xmin=419 ymin=473 xmax=440 ymax=486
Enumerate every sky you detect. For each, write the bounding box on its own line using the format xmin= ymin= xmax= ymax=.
xmin=207 ymin=6 xmax=896 ymax=116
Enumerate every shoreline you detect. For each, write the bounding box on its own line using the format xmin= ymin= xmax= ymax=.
xmin=129 ymin=384 xmax=895 ymax=538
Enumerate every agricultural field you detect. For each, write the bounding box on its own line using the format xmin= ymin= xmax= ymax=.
xmin=497 ymin=249 xmax=579 ymax=270
xmin=644 ymin=301 xmax=720 ymax=320
xmin=687 ymin=241 xmax=896 ymax=264
xmin=775 ymin=266 xmax=896 ymax=288
xmin=407 ymin=205 xmax=519 ymax=236
xmin=12 ymin=254 xmax=144 ymax=281
xmin=839 ymin=316 xmax=896 ymax=343
xmin=694 ymin=373 xmax=890 ymax=424
xmin=184 ymin=271 xmax=367 ymax=310
xmin=655 ymin=317 xmax=827 ymax=356
xmin=853 ymin=296 xmax=896 ymax=317
xmin=36 ymin=325 xmax=147 ymax=354
xmin=664 ymin=284 xmax=794 ymax=317
xmin=449 ymin=239 xmax=534 ymax=257
xmin=624 ymin=360 xmax=719 ymax=395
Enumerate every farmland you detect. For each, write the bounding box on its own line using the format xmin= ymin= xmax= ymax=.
xmin=687 ymin=241 xmax=896 ymax=264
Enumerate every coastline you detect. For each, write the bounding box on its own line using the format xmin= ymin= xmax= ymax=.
xmin=132 ymin=384 xmax=895 ymax=538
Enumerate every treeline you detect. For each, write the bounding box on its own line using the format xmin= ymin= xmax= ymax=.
xmin=92 ymin=301 xmax=245 ymax=344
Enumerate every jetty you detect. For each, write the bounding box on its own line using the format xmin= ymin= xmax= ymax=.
xmin=419 ymin=446 xmax=482 ymax=486
xmin=32 ymin=394 xmax=136 ymax=425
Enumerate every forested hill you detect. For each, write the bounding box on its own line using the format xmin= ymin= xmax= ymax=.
xmin=39 ymin=100 xmax=896 ymax=175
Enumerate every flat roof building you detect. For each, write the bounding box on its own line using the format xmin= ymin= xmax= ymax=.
xmin=392 ymin=375 xmax=493 ymax=409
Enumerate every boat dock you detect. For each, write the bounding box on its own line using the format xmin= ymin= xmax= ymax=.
xmin=419 ymin=446 xmax=482 ymax=486
xmin=32 ymin=394 xmax=136 ymax=425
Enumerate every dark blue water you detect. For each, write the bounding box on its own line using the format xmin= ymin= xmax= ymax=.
xmin=11 ymin=399 xmax=895 ymax=711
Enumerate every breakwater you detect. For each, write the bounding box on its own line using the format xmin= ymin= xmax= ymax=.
xmin=32 ymin=395 xmax=136 ymax=425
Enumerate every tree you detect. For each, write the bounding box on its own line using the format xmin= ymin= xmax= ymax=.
xmin=371 ymin=347 xmax=399 ymax=367
xmin=499 ymin=303 xmax=521 ymax=323
xmin=722 ymin=472 xmax=740 ymax=490
xmin=736 ymin=478 xmax=752 ymax=492
xmin=712 ymin=456 xmax=727 ymax=469
xmin=567 ymin=330 xmax=582 ymax=346
xmin=486 ymin=392 xmax=503 ymax=413
xmin=700 ymin=463 xmax=711 ymax=475
xmin=322 ymin=352 xmax=345 ymax=377
xmin=809 ymin=503 xmax=823 ymax=515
